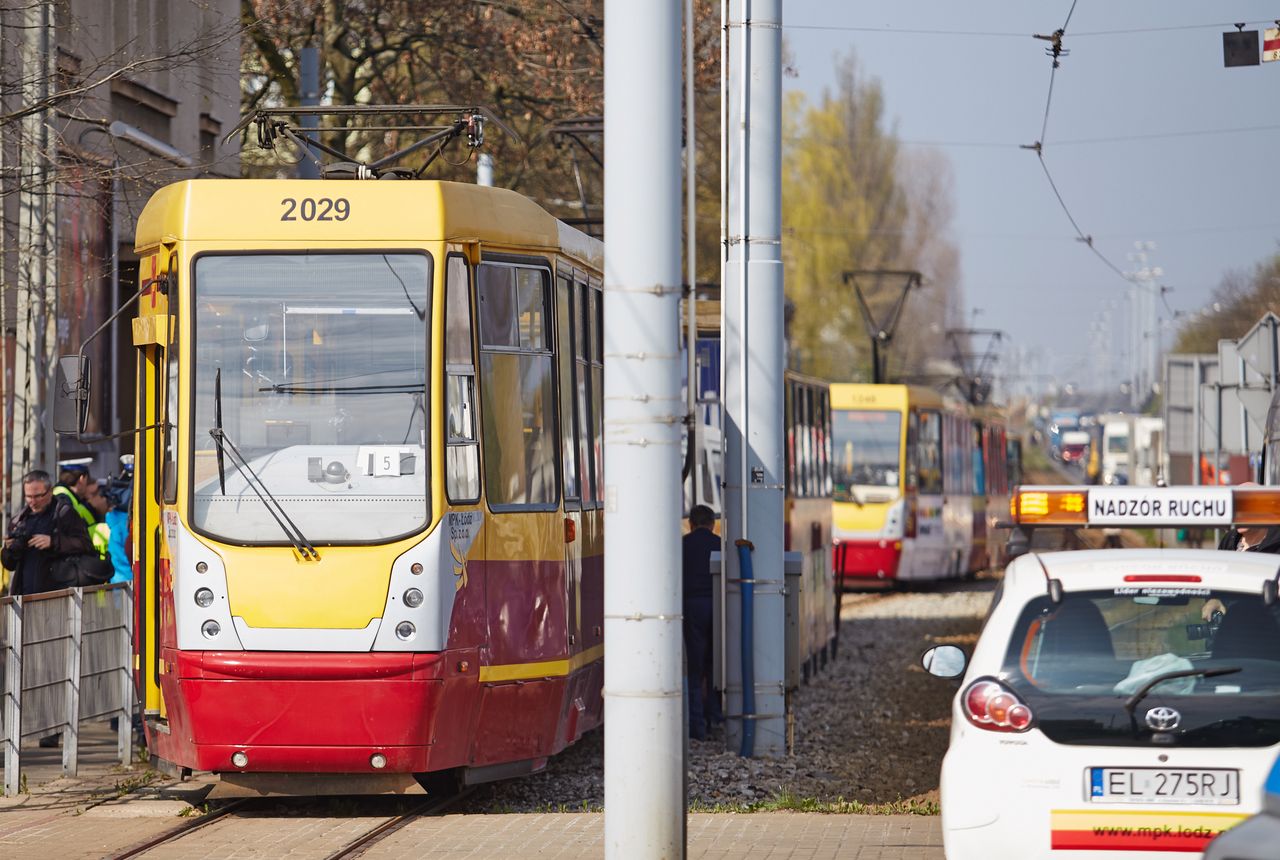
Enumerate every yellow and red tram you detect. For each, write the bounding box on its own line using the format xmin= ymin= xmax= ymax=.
xmin=122 ymin=178 xmax=603 ymax=791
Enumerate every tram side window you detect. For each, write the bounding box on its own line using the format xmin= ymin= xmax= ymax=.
xmin=556 ymin=272 xmax=579 ymax=504
xmin=819 ymin=389 xmax=832 ymax=497
xmin=905 ymin=411 xmax=920 ymax=492
xmin=917 ymin=410 xmax=943 ymax=495
xmin=589 ymin=280 xmax=604 ymax=505
xmin=784 ymin=382 xmax=795 ymax=492
xmin=163 ymin=269 xmax=180 ymax=504
xmin=478 ymin=262 xmax=557 ymax=509
xmin=972 ymin=422 xmax=986 ymax=496
xmin=446 ymin=255 xmax=480 ymax=503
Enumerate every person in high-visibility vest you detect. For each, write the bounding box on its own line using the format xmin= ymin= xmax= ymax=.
xmin=54 ymin=468 xmax=110 ymax=560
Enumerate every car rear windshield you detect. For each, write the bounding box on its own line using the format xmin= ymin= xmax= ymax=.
xmin=1002 ymin=589 xmax=1280 ymax=696
xmin=999 ymin=588 xmax=1280 ymax=746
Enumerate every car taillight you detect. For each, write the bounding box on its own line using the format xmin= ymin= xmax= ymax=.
xmin=962 ymin=679 xmax=1034 ymax=732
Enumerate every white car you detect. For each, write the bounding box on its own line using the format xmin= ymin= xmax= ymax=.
xmin=923 ymin=485 xmax=1280 ymax=859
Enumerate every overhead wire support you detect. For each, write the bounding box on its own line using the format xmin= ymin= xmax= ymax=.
xmin=1024 ymin=1 xmax=1171 ymax=297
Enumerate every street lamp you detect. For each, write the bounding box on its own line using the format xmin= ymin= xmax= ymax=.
xmin=76 ymin=121 xmax=192 ymax=444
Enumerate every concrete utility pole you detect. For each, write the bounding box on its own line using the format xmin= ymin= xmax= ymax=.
xmin=10 ymin=0 xmax=58 ymax=511
xmin=603 ymin=0 xmax=684 ymax=856
xmin=722 ymin=0 xmax=786 ymax=757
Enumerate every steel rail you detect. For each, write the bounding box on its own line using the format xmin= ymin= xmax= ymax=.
xmin=322 ymin=788 xmax=475 ymax=860
xmin=104 ymin=799 xmax=251 ymax=859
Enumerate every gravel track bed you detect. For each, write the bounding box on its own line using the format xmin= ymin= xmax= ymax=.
xmin=459 ymin=578 xmax=996 ymax=813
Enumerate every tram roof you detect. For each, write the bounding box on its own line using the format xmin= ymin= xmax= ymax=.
xmin=134 ymin=179 xmax=601 ymax=269
xmin=829 ymin=382 xmax=948 ymax=411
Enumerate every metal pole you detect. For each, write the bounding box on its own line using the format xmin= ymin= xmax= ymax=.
xmin=3 ymin=597 xmax=23 ymax=797
xmin=723 ymin=0 xmax=785 ymax=758
xmin=603 ymin=0 xmax=684 ymax=855
xmin=297 ymin=46 xmax=320 ymax=180
xmin=63 ymin=587 xmax=82 ymax=776
xmin=117 ymin=585 xmax=133 ymax=764
xmin=109 ymin=163 xmax=120 ymax=442
xmin=685 ymin=0 xmax=698 ymax=511
xmin=476 ymin=153 xmax=494 ymax=187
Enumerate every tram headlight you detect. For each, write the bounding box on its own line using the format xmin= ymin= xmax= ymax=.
xmin=232 ymin=751 xmax=248 ymax=768
xmin=370 ymin=753 xmax=387 ymax=769
xmin=194 ymin=587 xmax=215 ymax=608
xmin=201 ymin=619 xmax=221 ymax=639
xmin=403 ymin=588 xmax=423 ymax=608
xmin=195 ymin=561 xmax=208 ymax=573
xmin=395 ymin=621 xmax=416 ymax=641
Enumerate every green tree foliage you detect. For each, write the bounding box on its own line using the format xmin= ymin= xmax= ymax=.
xmin=782 ymin=56 xmax=959 ymax=382
xmin=1171 ymin=253 xmax=1280 ymax=354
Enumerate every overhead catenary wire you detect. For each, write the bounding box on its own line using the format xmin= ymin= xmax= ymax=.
xmin=1025 ymin=1 xmax=1175 ymax=298
xmin=782 ymin=18 xmax=1280 ymax=39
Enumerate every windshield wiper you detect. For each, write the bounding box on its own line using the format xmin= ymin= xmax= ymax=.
xmin=1123 ymin=666 xmax=1242 ymax=727
xmin=259 ymin=382 xmax=422 ymax=395
xmin=208 ymin=371 xmax=319 ymax=561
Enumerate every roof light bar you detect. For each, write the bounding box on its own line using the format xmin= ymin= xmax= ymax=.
xmin=1010 ymin=485 xmax=1280 ymax=528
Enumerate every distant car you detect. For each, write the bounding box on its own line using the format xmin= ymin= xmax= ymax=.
xmin=922 ymin=484 xmax=1280 ymax=859
xmin=1060 ymin=430 xmax=1091 ymax=464
xmin=1202 ymin=752 xmax=1280 ymax=859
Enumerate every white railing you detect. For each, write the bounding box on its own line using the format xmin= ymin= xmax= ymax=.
xmin=2 ymin=582 xmax=134 ymax=795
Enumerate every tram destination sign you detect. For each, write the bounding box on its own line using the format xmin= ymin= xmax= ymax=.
xmin=1088 ymin=486 xmax=1233 ymax=527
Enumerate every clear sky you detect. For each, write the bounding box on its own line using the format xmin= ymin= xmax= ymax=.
xmin=781 ymin=1 xmax=1280 ymax=399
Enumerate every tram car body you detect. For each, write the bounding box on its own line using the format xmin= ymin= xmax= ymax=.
xmin=126 ymin=179 xmax=604 ymax=792
xmin=831 ymin=383 xmax=995 ymax=587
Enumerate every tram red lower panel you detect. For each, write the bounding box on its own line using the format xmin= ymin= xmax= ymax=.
xmin=153 ymin=649 xmax=464 ymax=774
xmin=835 ymin=540 xmax=902 ymax=584
xmin=148 ymin=648 xmax=603 ymax=777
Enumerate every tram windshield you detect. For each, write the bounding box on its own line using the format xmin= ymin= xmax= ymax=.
xmin=191 ymin=252 xmax=432 ymax=543
xmin=832 ymin=409 xmax=902 ymax=501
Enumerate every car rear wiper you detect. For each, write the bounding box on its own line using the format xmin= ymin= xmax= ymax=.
xmin=208 ymin=370 xmax=319 ymax=561
xmin=1123 ymin=666 xmax=1242 ymax=726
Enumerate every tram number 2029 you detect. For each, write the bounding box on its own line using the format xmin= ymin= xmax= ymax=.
xmin=280 ymin=197 xmax=350 ymax=222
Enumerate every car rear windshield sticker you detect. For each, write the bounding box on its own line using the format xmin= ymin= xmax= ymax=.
xmin=1089 ymin=486 xmax=1232 ymax=526
xmin=1114 ymin=586 xmax=1211 ymax=598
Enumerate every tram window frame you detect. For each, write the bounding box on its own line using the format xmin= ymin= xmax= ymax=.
xmin=186 ymin=249 xmax=435 ymax=548
xmin=162 ymin=260 xmax=180 ymax=504
xmin=916 ymin=409 xmax=943 ymax=496
xmin=556 ymin=268 xmax=581 ymax=508
xmin=589 ymin=277 xmax=604 ymax=507
xmin=445 ymin=253 xmax=480 ymax=504
xmin=477 ymin=257 xmax=560 ymax=513
xmin=784 ymin=382 xmax=795 ymax=493
xmin=574 ymin=278 xmax=595 ymax=509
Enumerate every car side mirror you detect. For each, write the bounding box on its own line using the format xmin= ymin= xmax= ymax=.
xmin=1006 ymin=526 xmax=1031 ymax=560
xmin=53 ymin=355 xmax=90 ymax=435
xmin=921 ymin=644 xmax=967 ymax=679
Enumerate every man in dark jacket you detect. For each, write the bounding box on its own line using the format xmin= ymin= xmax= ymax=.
xmin=1217 ymin=525 xmax=1280 ymax=553
xmin=1 ymin=469 xmax=95 ymax=596
xmin=683 ymin=504 xmax=722 ymax=741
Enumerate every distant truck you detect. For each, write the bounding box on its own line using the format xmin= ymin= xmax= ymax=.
xmin=1060 ymin=429 xmax=1090 ymax=464
xmin=1100 ymin=414 xmax=1165 ymax=485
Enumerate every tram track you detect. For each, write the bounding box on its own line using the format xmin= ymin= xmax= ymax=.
xmin=105 ymin=787 xmax=474 ymax=860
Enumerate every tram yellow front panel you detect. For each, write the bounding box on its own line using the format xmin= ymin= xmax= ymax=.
xmin=212 ymin=543 xmax=400 ymax=629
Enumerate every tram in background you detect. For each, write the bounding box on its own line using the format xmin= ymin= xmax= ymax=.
xmin=783 ymin=372 xmax=838 ymax=675
xmin=830 ymin=383 xmax=1016 ymax=587
xmin=59 ymin=171 xmax=605 ymax=793
xmin=682 ymin=311 xmax=838 ymax=682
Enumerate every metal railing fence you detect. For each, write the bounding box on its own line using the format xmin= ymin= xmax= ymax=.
xmin=2 ymin=582 xmax=134 ymax=795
